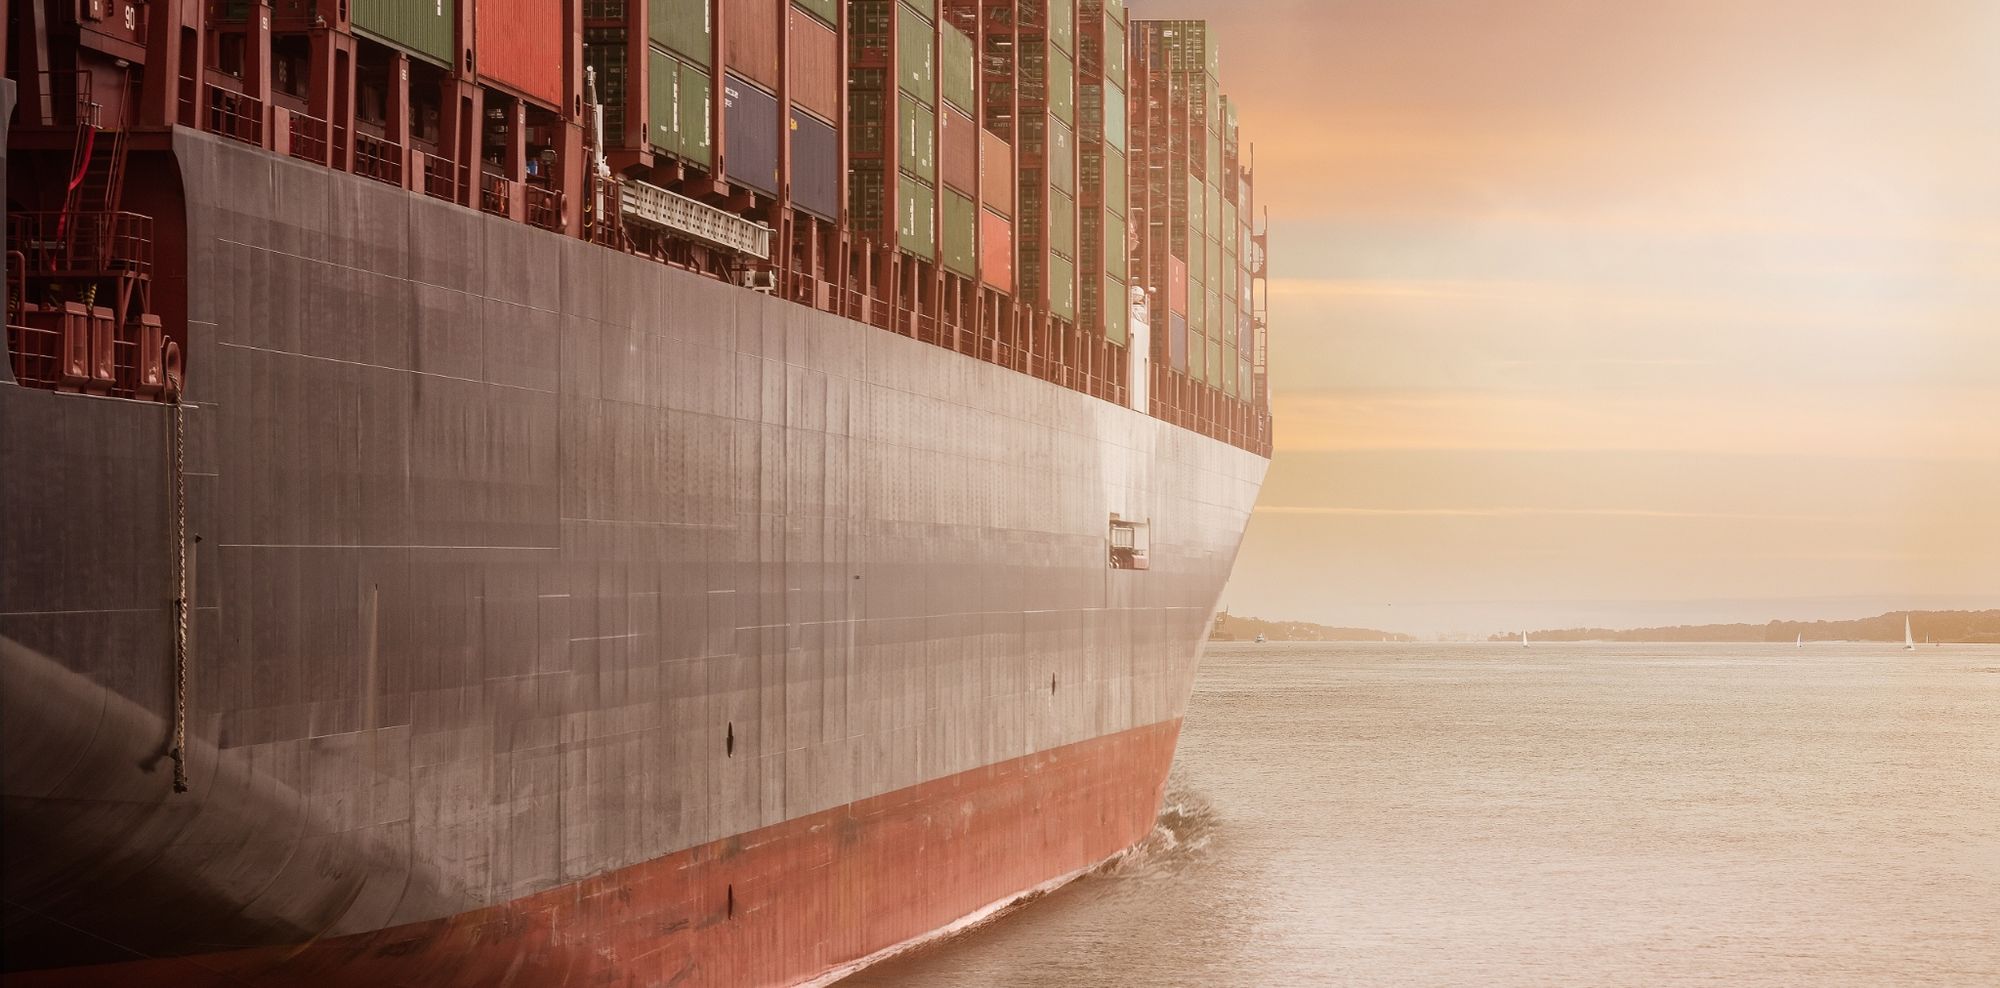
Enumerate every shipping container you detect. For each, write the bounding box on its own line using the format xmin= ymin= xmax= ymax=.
xmin=1102 ymin=274 xmax=1129 ymax=345
xmin=1223 ymin=348 xmax=1239 ymax=397
xmin=1168 ymin=255 xmax=1187 ymax=315
xmin=1207 ymin=335 xmax=1223 ymax=387
xmin=1188 ymin=320 xmax=1206 ymax=381
xmin=1103 ymin=210 xmax=1127 ymax=279
xmin=652 ymin=0 xmax=712 ymax=66
xmin=647 ymin=49 xmax=714 ymax=166
xmin=680 ymin=60 xmax=715 ymax=165
xmin=1048 ymin=116 xmax=1075 ymax=194
xmin=1048 ymin=253 xmax=1077 ymax=321
xmin=1049 ymin=189 xmax=1076 ymax=259
xmin=980 ymin=128 xmax=1014 ymax=216
xmin=352 ymin=0 xmax=455 ymax=65
xmin=724 ymin=0 xmax=780 ymax=90
xmin=1169 ymin=311 xmax=1188 ymax=371
xmin=789 ymin=8 xmax=841 ymax=122
xmin=898 ymin=93 xmax=937 ymax=180
xmin=724 ymin=73 xmax=781 ymax=194
xmin=1103 ymin=11 xmax=1126 ymax=87
xmin=897 ymin=2 xmax=935 ymax=102
xmin=1188 ymin=282 xmax=1205 ymax=336
xmin=898 ymin=173 xmax=937 ymax=258
xmin=1048 ymin=47 xmax=1076 ymax=124
xmin=981 ymin=207 xmax=1014 ymax=291
xmin=942 ymin=23 xmax=976 ymax=113
xmin=792 ymin=110 xmax=840 ymax=218
xmin=941 ymin=105 xmax=977 ymax=193
xmin=1099 ymin=147 xmax=1126 ymax=212
xmin=795 ymin=0 xmax=837 ymax=27
xmin=1102 ymin=85 xmax=1126 ymax=153
xmin=942 ymin=188 xmax=977 ymax=276
xmin=1050 ymin=0 xmax=1075 ymax=53
xmin=476 ymin=0 xmax=565 ymax=106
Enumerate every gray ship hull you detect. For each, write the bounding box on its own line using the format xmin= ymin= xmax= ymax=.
xmin=0 ymin=129 xmax=1266 ymax=985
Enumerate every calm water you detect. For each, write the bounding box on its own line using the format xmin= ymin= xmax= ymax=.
xmin=841 ymin=642 xmax=2000 ymax=987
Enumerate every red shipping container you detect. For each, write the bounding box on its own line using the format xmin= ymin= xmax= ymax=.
xmin=476 ymin=0 xmax=565 ymax=107
xmin=789 ymin=9 xmax=840 ymax=123
xmin=1168 ymin=255 xmax=1188 ymax=315
xmin=941 ymin=106 xmax=977 ymax=195
xmin=724 ymin=0 xmax=780 ymax=91
xmin=980 ymin=208 xmax=1014 ymax=293
xmin=979 ymin=128 xmax=1014 ymax=217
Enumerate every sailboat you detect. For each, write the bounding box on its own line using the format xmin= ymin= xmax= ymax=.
xmin=1904 ymin=615 xmax=1916 ymax=651
xmin=1796 ymin=633 xmax=1803 ymax=649
xmin=1521 ymin=630 xmax=1529 ymax=648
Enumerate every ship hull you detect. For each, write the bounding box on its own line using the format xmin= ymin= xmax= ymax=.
xmin=0 ymin=130 xmax=1265 ymax=984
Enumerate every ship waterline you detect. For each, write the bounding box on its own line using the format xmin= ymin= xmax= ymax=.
xmin=0 ymin=131 xmax=1266 ymax=984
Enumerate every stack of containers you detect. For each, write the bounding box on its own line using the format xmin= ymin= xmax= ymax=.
xmin=938 ymin=21 xmax=980 ymax=279
xmin=850 ymin=0 xmax=941 ymax=260
xmin=1223 ymin=96 xmax=1252 ymax=399
xmin=1127 ymin=20 xmax=1186 ymax=375
xmin=1077 ymin=0 xmax=1128 ymax=346
xmin=789 ymin=1 xmax=844 ymax=219
xmin=576 ymin=1 xmax=839 ymax=216
xmin=580 ymin=0 xmax=712 ymax=169
xmin=948 ymin=0 xmax=1016 ymax=295
xmin=1016 ymin=0 xmax=1080 ymax=323
xmin=1138 ymin=19 xmax=1226 ymax=394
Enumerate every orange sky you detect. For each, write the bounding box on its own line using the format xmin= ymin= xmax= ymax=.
xmin=1140 ymin=0 xmax=2000 ymax=635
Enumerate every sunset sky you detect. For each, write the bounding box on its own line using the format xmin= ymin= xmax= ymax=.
xmin=1143 ymin=0 xmax=2000 ymax=636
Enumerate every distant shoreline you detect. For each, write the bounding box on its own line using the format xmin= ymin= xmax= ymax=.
xmin=1208 ymin=608 xmax=2000 ymax=644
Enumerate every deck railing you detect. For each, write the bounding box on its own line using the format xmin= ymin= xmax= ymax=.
xmin=205 ymin=85 xmax=263 ymax=145
xmin=353 ymin=134 xmax=404 ymax=186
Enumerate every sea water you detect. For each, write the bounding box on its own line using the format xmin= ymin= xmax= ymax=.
xmin=841 ymin=642 xmax=2000 ymax=987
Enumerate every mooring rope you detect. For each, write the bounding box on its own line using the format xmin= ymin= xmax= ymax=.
xmin=169 ymin=395 xmax=190 ymax=794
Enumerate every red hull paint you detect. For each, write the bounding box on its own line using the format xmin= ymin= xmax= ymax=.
xmin=5 ymin=720 xmax=1182 ymax=988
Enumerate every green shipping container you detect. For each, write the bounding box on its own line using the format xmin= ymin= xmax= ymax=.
xmin=1103 ymin=146 xmax=1126 ymax=213
xmin=1049 ymin=253 xmax=1077 ymax=321
xmin=942 ymin=24 xmax=976 ymax=113
xmin=680 ymin=59 xmax=713 ymax=166
xmin=1187 ymin=175 xmax=1204 ymax=240
xmin=899 ymin=173 xmax=937 ymax=259
xmin=1188 ymin=230 xmax=1205 ymax=285
xmin=1103 ymin=84 xmax=1126 ymax=154
xmin=1208 ymin=336 xmax=1224 ymax=387
xmin=1103 ymin=274 xmax=1129 ymax=346
xmin=1050 ymin=189 xmax=1076 ymax=260
xmin=898 ymin=2 xmax=935 ymax=103
xmin=1223 ymin=349 xmax=1239 ymax=396
xmin=647 ymin=49 xmax=713 ymax=166
xmin=1222 ymin=246 xmax=1237 ymax=299
xmin=1049 ymin=47 xmax=1075 ymax=124
xmin=352 ymin=0 xmax=455 ymax=65
xmin=1104 ymin=209 xmax=1127 ymax=280
xmin=899 ymin=93 xmax=936 ymax=180
xmin=795 ymin=0 xmax=838 ymax=27
xmin=1103 ymin=12 xmax=1126 ymax=87
xmin=1049 ymin=117 xmax=1076 ymax=195
xmin=651 ymin=0 xmax=712 ymax=67
xmin=1188 ymin=322 xmax=1206 ymax=381
xmin=1189 ymin=283 xmax=1206 ymax=336
xmin=1050 ymin=0 xmax=1075 ymax=53
xmin=1223 ymin=200 xmax=1237 ymax=244
xmin=942 ymin=188 xmax=977 ymax=276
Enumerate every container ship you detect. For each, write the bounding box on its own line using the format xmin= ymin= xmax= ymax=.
xmin=1 ymin=0 xmax=1270 ymax=983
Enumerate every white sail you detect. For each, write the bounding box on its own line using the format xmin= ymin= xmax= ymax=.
xmin=1521 ymin=630 xmax=1529 ymax=648
xmin=1905 ymin=615 xmax=1916 ymax=650
xmin=1796 ymin=633 xmax=1803 ymax=648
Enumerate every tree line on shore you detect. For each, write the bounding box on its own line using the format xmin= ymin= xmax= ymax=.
xmin=1487 ymin=609 xmax=2000 ymax=644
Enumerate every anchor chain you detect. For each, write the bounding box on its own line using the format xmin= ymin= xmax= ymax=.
xmin=169 ymin=395 xmax=191 ymax=794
